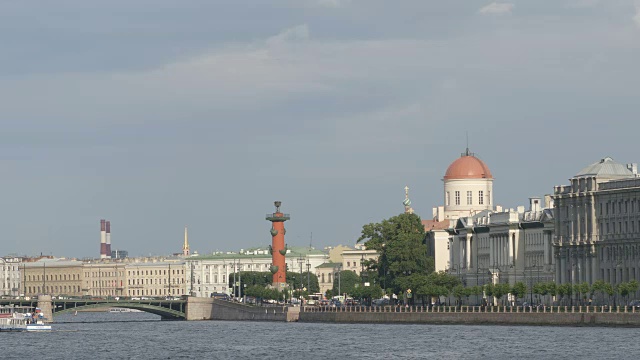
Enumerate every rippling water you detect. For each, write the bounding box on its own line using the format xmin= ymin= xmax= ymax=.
xmin=2 ymin=311 xmax=639 ymax=359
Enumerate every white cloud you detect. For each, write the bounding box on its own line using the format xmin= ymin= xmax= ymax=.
xmin=266 ymin=24 xmax=310 ymax=47
xmin=478 ymin=2 xmax=514 ymax=15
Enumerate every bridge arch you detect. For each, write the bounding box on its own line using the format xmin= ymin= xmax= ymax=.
xmin=53 ymin=301 xmax=186 ymax=320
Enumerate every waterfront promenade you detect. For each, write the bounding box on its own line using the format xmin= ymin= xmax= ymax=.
xmin=298 ymin=305 xmax=640 ymax=326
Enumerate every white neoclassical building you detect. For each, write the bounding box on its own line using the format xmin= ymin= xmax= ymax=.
xmin=1 ymin=256 xmax=22 ymax=297
xmin=424 ymin=148 xmax=495 ymax=272
xmin=423 ymin=148 xmax=556 ymax=294
xmin=554 ymin=156 xmax=640 ymax=288
xmin=185 ymin=246 xmax=328 ymax=297
xmin=449 ymin=198 xmax=555 ymax=292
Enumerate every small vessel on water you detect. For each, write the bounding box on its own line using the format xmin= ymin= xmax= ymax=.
xmin=0 ymin=306 xmax=52 ymax=332
xmin=109 ymin=307 xmax=142 ymax=313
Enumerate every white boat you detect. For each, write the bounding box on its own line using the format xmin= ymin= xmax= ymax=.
xmin=109 ymin=307 xmax=142 ymax=313
xmin=0 ymin=306 xmax=52 ymax=332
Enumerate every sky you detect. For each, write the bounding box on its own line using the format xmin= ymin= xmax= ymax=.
xmin=2 ymin=0 xmax=640 ymax=258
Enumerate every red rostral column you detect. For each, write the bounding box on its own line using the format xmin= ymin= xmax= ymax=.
xmin=266 ymin=201 xmax=290 ymax=288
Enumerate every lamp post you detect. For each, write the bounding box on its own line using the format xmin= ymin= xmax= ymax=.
xmin=334 ymin=264 xmax=342 ymax=299
xmin=298 ymin=255 xmax=304 ymax=294
xmin=529 ymin=260 xmax=535 ymax=305
xmin=306 ymin=260 xmax=311 ymax=294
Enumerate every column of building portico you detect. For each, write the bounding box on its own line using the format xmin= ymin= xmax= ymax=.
xmin=591 ymin=246 xmax=599 ymax=283
xmin=560 ymin=250 xmax=567 ymax=284
xmin=585 ymin=253 xmax=591 ymax=284
xmin=555 ymin=251 xmax=561 ymax=284
xmin=489 ymin=235 xmax=494 ymax=269
xmin=499 ymin=235 xmax=503 ymax=267
xmin=466 ymin=236 xmax=471 ymax=269
xmin=577 ymin=253 xmax=583 ymax=284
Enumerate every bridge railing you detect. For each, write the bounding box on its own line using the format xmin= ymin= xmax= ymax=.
xmin=300 ymin=305 xmax=640 ymax=314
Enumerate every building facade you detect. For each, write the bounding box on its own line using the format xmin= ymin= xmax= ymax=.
xmin=23 ymin=259 xmax=84 ymax=297
xmin=554 ymin=157 xmax=640 ymax=288
xmin=125 ymin=260 xmax=187 ymax=298
xmin=0 ymin=256 xmax=22 ymax=297
xmin=185 ymin=246 xmax=328 ymax=298
xmin=424 ymin=148 xmax=496 ymax=272
xmin=449 ymin=198 xmax=555 ymax=293
xmin=83 ymin=261 xmax=127 ymax=297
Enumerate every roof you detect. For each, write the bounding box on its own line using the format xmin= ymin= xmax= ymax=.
xmin=422 ymin=219 xmax=450 ymax=231
xmin=575 ymin=157 xmax=634 ymax=179
xmin=316 ymin=262 xmax=339 ymax=269
xmin=189 ymin=246 xmax=326 ymax=260
xmin=444 ymin=150 xmax=492 ymax=180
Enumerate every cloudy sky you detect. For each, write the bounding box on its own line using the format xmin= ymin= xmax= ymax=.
xmin=2 ymin=0 xmax=640 ymax=258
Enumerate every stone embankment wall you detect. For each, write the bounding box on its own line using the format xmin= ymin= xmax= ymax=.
xmin=185 ymin=297 xmax=215 ymax=320
xmin=37 ymin=295 xmax=53 ymax=323
xmin=299 ymin=307 xmax=640 ymax=327
xmin=211 ymin=300 xmax=299 ymax=322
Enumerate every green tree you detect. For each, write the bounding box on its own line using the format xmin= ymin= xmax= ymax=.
xmin=452 ymin=285 xmax=465 ymax=306
xmin=511 ymin=281 xmax=527 ymax=302
xmin=493 ymin=283 xmax=510 ymax=306
xmin=546 ymin=282 xmax=557 ymax=306
xmin=332 ymin=270 xmax=360 ymax=297
xmin=605 ymin=282 xmax=615 ymax=305
xmin=591 ymin=280 xmax=607 ymax=305
xmin=578 ymin=282 xmax=590 ymax=305
xmin=556 ymin=283 xmax=566 ymax=305
xmin=357 ymin=213 xmax=433 ymax=295
xmin=484 ymin=283 xmax=495 ymax=305
xmin=617 ymin=282 xmax=630 ymax=305
xmin=627 ymin=280 xmax=639 ymax=304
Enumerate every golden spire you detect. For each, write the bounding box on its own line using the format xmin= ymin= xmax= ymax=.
xmin=183 ymin=226 xmax=190 ymax=256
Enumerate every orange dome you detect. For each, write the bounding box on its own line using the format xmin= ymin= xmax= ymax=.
xmin=444 ymin=155 xmax=492 ymax=180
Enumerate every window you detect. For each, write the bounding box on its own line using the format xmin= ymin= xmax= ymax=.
xmin=455 ymin=191 xmax=460 ymax=205
xmin=479 ymin=191 xmax=484 ymax=205
xmin=600 ymin=203 xmax=603 ymax=215
xmin=446 ymin=192 xmax=450 ymax=206
xmin=467 ymin=191 xmax=472 ymax=205
xmin=607 ymin=202 xmax=610 ymax=215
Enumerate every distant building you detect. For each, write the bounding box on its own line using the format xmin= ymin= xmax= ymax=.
xmin=23 ymin=258 xmax=84 ymax=297
xmin=424 ymin=148 xmax=496 ymax=273
xmin=0 ymin=256 xmax=22 ymax=297
xmin=185 ymin=246 xmax=328 ymax=298
xmin=449 ymin=198 xmax=555 ymax=293
xmin=554 ymin=157 xmax=640 ymax=290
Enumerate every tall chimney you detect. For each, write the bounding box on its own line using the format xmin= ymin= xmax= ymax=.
xmin=100 ymin=219 xmax=107 ymax=259
xmin=106 ymin=221 xmax=112 ymax=259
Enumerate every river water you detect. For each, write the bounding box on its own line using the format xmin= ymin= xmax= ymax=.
xmin=1 ymin=311 xmax=639 ymax=359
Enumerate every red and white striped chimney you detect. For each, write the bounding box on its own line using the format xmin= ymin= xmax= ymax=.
xmin=106 ymin=220 xmax=112 ymax=258
xmin=100 ymin=219 xmax=107 ymax=259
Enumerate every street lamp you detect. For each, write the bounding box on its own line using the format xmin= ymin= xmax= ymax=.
xmin=334 ymin=264 xmax=342 ymax=299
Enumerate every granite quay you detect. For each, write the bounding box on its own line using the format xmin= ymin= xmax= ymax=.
xmin=298 ymin=304 xmax=640 ymax=326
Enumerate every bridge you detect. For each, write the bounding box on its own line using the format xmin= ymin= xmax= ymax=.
xmin=0 ymin=296 xmax=214 ymax=321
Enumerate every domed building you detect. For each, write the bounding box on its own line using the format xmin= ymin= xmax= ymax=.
xmin=425 ymin=148 xmax=497 ymax=273
xmin=442 ymin=148 xmax=494 ymax=220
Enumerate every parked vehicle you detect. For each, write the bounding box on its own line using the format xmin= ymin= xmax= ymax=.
xmin=629 ymin=300 xmax=640 ymax=309
xmin=372 ymin=298 xmax=390 ymax=307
